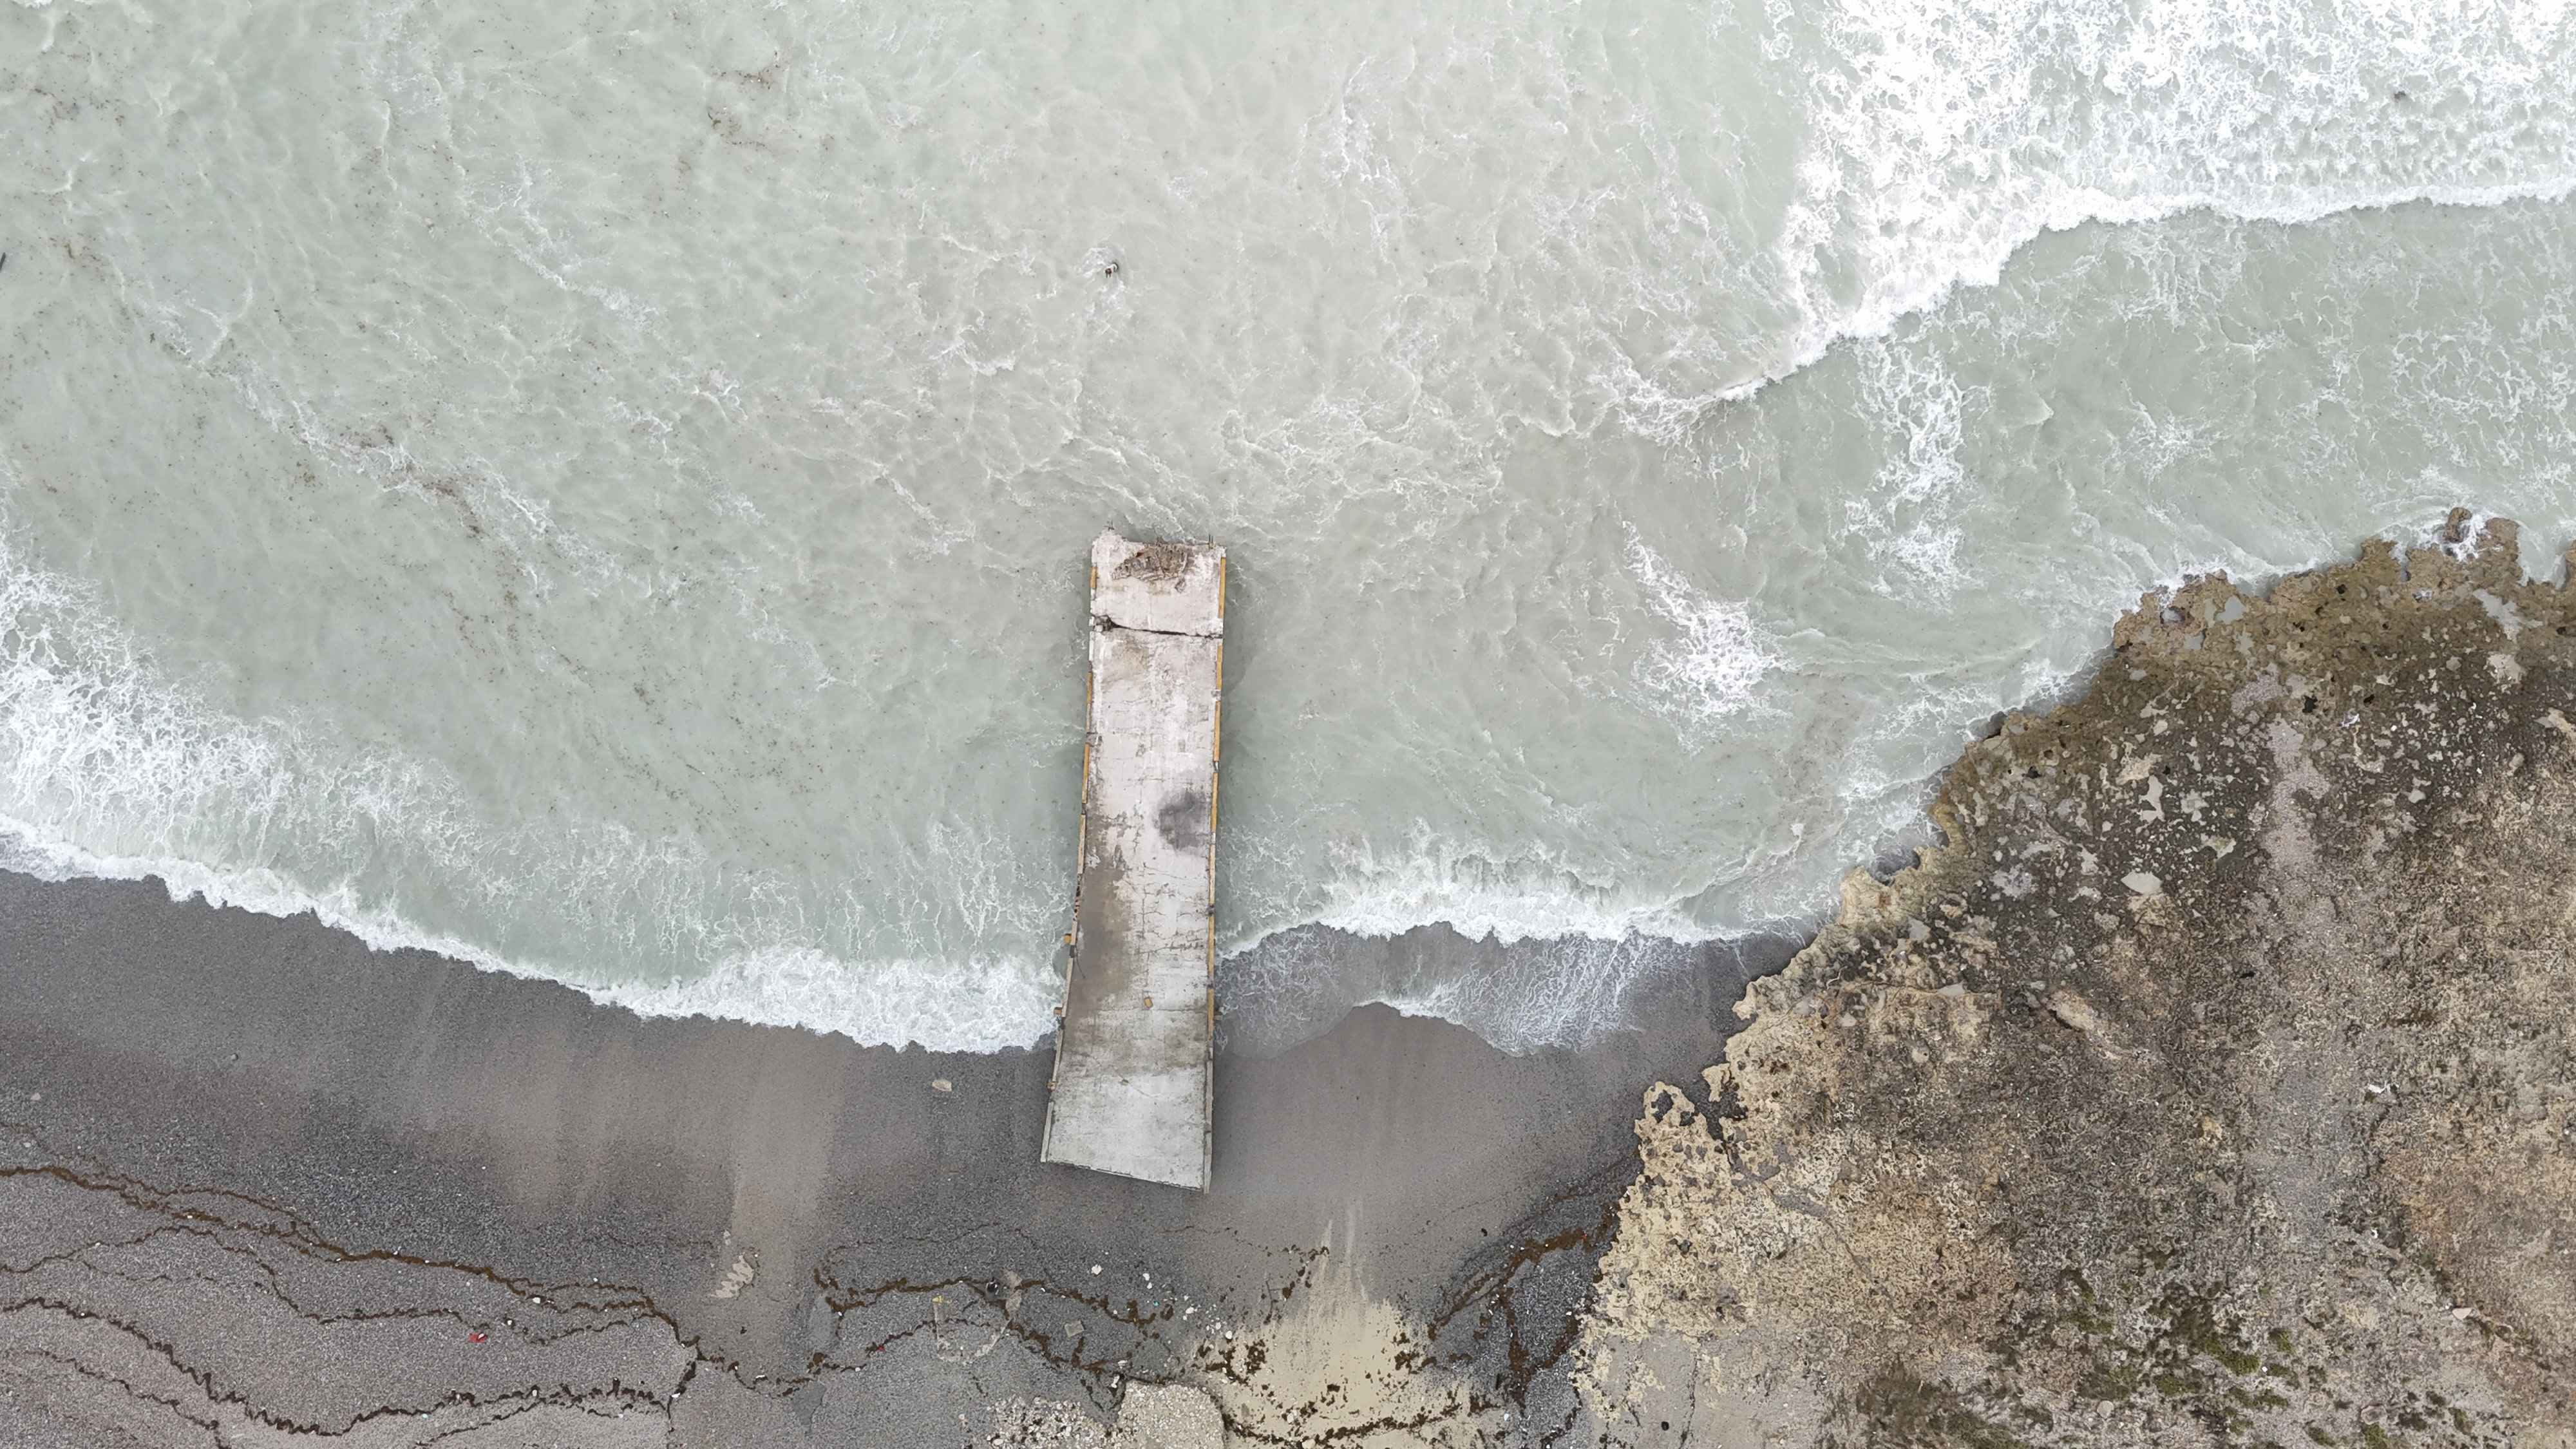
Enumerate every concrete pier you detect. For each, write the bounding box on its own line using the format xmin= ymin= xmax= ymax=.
xmin=1039 ymin=533 xmax=1225 ymax=1190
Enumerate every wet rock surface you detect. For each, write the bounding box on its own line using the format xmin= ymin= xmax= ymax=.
xmin=1580 ymin=514 xmax=2576 ymax=1446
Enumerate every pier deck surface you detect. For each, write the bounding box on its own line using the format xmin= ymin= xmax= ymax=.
xmin=1039 ymin=533 xmax=1224 ymax=1189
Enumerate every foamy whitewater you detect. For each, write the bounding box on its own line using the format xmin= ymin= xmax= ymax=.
xmin=2 ymin=0 xmax=2573 ymax=1052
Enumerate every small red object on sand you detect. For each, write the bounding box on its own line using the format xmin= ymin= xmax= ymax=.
xmin=468 ymin=1331 xmax=488 ymax=1344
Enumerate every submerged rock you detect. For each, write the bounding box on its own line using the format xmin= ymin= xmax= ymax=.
xmin=1581 ymin=513 xmax=2575 ymax=1446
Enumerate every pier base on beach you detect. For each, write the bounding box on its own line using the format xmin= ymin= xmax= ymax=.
xmin=1038 ymin=532 xmax=1225 ymax=1191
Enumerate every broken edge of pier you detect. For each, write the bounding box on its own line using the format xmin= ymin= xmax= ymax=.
xmin=1037 ymin=531 xmax=1224 ymax=1191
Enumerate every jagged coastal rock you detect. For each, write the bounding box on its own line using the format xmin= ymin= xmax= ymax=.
xmin=1580 ymin=513 xmax=2575 ymax=1446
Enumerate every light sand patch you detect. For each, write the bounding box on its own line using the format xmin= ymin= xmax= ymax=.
xmin=1109 ymin=1383 xmax=1224 ymax=1449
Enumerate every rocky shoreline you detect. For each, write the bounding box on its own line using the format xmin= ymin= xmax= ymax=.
xmin=1578 ymin=513 xmax=2575 ymax=1446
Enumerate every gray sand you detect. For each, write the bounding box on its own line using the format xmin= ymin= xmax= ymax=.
xmin=0 ymin=869 xmax=1785 ymax=1444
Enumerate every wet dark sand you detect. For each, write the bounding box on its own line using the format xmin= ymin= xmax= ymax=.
xmin=0 ymin=869 xmax=1786 ymax=1444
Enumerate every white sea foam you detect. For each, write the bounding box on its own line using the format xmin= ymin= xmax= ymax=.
xmin=1216 ymin=914 xmax=1720 ymax=1056
xmin=1297 ymin=826 xmax=1720 ymax=951
xmin=0 ymin=530 xmax=1059 ymax=1052
xmin=1739 ymin=0 xmax=2576 ymax=402
xmin=1365 ymin=933 xmax=1705 ymax=1054
xmin=0 ymin=812 xmax=1061 ymax=1051
xmin=1620 ymin=531 xmax=1781 ymax=747
xmin=1842 ymin=340 xmax=1980 ymax=596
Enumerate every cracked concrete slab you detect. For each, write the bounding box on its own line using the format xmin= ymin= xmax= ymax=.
xmin=1042 ymin=533 xmax=1226 ymax=1191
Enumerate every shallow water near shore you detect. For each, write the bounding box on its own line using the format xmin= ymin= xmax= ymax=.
xmin=1 ymin=0 xmax=2573 ymax=1051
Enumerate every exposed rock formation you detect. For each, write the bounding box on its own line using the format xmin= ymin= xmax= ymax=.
xmin=1582 ymin=515 xmax=2575 ymax=1448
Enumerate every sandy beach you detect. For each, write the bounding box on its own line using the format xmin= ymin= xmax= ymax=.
xmin=0 ymin=868 xmax=1784 ymax=1444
